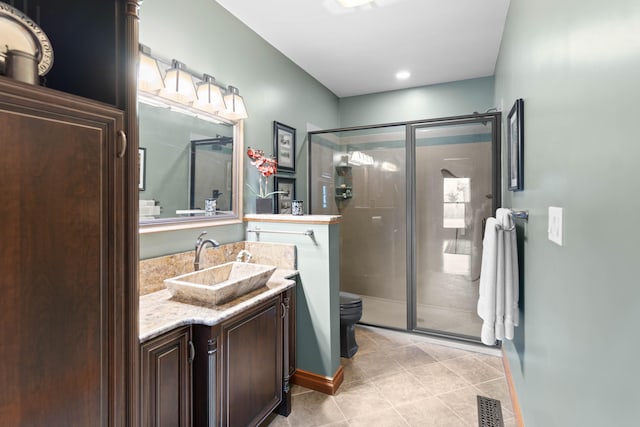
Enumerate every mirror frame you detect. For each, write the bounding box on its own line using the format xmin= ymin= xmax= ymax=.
xmin=139 ymin=120 xmax=244 ymax=234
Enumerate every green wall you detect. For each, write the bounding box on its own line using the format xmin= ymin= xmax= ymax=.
xmin=246 ymin=220 xmax=341 ymax=378
xmin=338 ymin=76 xmax=495 ymax=127
xmin=139 ymin=0 xmax=339 ymax=256
xmin=137 ymin=0 xmax=493 ymax=258
xmin=494 ymin=1 xmax=640 ymax=425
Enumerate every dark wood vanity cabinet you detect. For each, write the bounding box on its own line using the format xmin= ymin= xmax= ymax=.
xmin=141 ymin=326 xmax=193 ymax=427
xmin=222 ymin=296 xmax=283 ymax=427
xmin=193 ymin=286 xmax=296 ymax=427
xmin=0 ymin=77 xmax=128 ymax=426
xmin=0 ymin=2 xmax=142 ymax=426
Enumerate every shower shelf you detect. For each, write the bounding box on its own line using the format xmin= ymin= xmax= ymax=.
xmin=335 ymin=164 xmax=353 ymax=200
xmin=335 ymin=186 xmax=353 ymax=199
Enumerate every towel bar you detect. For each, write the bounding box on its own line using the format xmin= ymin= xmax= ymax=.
xmin=511 ymin=210 xmax=529 ymax=221
xmin=495 ymin=209 xmax=529 ymax=231
xmin=247 ymin=227 xmax=317 ymax=245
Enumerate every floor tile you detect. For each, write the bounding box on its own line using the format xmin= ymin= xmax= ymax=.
xmin=352 ymin=334 xmax=377 ymax=355
xmin=340 ymin=357 xmax=370 ymax=385
xmin=262 ymin=326 xmax=515 ymax=427
xmin=436 ymin=386 xmax=482 ymax=425
xmin=333 ymin=380 xmax=393 ymax=420
xmin=371 ymin=371 xmax=433 ymax=406
xmin=407 ymin=362 xmax=470 ymax=395
xmin=441 ymin=354 xmax=504 ymax=385
xmin=347 ymin=349 xmax=405 ymax=379
xmin=346 ymin=408 xmax=410 ymax=427
xmin=285 ymin=390 xmax=346 ymax=427
xmin=395 ymin=396 xmax=467 ymax=427
xmin=367 ymin=328 xmax=415 ymax=349
xmin=472 ymin=352 xmax=505 ymax=372
xmin=383 ymin=344 xmax=437 ymax=369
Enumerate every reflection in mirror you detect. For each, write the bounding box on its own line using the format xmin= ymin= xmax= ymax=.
xmin=190 ymin=136 xmax=233 ymax=212
xmin=138 ymin=101 xmax=240 ymax=227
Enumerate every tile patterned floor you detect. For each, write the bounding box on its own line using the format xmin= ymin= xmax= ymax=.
xmin=262 ymin=325 xmax=516 ymax=427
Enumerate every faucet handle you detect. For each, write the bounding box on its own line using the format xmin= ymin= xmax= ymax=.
xmin=196 ymin=231 xmax=208 ymax=248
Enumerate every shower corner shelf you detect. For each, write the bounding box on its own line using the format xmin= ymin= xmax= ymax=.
xmin=335 ymin=186 xmax=353 ymax=200
xmin=335 ymin=164 xmax=353 ymax=200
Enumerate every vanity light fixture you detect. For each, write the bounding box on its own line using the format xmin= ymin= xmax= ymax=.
xmin=221 ymin=86 xmax=248 ymax=120
xmin=159 ymin=60 xmax=197 ymax=103
xmin=137 ymin=45 xmax=248 ymax=122
xmin=138 ymin=45 xmax=164 ymax=93
xmin=194 ymin=74 xmax=227 ymax=114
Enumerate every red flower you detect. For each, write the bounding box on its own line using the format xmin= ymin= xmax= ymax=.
xmin=247 ymin=147 xmax=278 ymax=177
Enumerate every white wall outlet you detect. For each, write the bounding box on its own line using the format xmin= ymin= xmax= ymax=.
xmin=548 ymin=206 xmax=563 ymax=246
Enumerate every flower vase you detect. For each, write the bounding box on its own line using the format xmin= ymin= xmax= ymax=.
xmin=255 ymin=198 xmax=273 ymax=214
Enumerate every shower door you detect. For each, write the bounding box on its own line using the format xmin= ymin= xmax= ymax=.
xmin=308 ymin=114 xmax=499 ymax=342
xmin=308 ymin=125 xmax=408 ymax=330
xmin=410 ymin=119 xmax=497 ymax=339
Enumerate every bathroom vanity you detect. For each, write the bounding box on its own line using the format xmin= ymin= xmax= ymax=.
xmin=139 ymin=268 xmax=296 ymax=427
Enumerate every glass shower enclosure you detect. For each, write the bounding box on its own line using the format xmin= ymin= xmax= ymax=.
xmin=308 ymin=113 xmax=500 ymax=342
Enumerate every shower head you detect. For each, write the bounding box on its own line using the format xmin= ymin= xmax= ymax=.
xmin=440 ymin=168 xmax=459 ymax=179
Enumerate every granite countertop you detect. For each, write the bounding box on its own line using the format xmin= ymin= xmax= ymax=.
xmin=139 ymin=268 xmax=297 ymax=342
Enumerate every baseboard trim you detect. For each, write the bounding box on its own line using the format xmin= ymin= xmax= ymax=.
xmin=291 ymin=366 xmax=344 ymax=395
xmin=502 ymin=349 xmax=525 ymax=427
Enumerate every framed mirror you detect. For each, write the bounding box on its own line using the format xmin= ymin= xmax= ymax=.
xmin=138 ymin=100 xmax=244 ymax=233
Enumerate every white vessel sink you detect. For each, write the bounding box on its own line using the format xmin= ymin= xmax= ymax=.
xmin=164 ymin=262 xmax=277 ymax=306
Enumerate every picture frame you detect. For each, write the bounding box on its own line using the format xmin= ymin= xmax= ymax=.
xmin=507 ymin=98 xmax=524 ymax=191
xmin=138 ymin=147 xmax=146 ymax=191
xmin=274 ymin=121 xmax=296 ymax=173
xmin=274 ymin=176 xmax=296 ymax=214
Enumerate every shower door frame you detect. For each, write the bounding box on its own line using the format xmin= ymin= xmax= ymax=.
xmin=406 ymin=114 xmax=501 ymax=342
xmin=307 ymin=112 xmax=501 ymax=343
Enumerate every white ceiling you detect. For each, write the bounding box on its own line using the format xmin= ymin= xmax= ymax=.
xmin=215 ymin=0 xmax=511 ymax=98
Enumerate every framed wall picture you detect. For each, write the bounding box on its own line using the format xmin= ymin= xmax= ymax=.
xmin=138 ymin=147 xmax=146 ymax=191
xmin=507 ymin=98 xmax=524 ymax=191
xmin=274 ymin=176 xmax=296 ymax=214
xmin=274 ymin=121 xmax=296 ymax=173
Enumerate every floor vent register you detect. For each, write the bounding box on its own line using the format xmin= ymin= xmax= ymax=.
xmin=477 ymin=395 xmax=505 ymax=427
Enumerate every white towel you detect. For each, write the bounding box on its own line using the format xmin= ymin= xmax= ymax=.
xmin=477 ymin=217 xmax=499 ymax=345
xmin=497 ymin=208 xmax=520 ymax=339
xmin=477 ymin=209 xmax=520 ymax=345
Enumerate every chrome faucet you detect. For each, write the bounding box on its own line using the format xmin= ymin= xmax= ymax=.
xmin=194 ymin=231 xmax=220 ymax=271
xmin=236 ymin=249 xmax=253 ymax=263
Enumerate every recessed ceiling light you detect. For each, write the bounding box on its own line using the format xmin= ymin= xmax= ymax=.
xmin=396 ymin=71 xmax=411 ymax=80
xmin=336 ymin=0 xmax=375 ymax=8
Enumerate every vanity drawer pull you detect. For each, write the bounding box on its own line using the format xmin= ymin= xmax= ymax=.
xmin=117 ymin=130 xmax=127 ymax=158
xmin=188 ymin=340 xmax=195 ymax=363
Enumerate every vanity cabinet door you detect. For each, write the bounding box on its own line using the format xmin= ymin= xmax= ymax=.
xmin=221 ymin=296 xmax=283 ymax=427
xmin=141 ymin=326 xmax=193 ymax=427
xmin=0 ymin=77 xmax=127 ymax=427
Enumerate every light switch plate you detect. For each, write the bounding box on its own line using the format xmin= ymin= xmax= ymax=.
xmin=548 ymin=206 xmax=563 ymax=246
